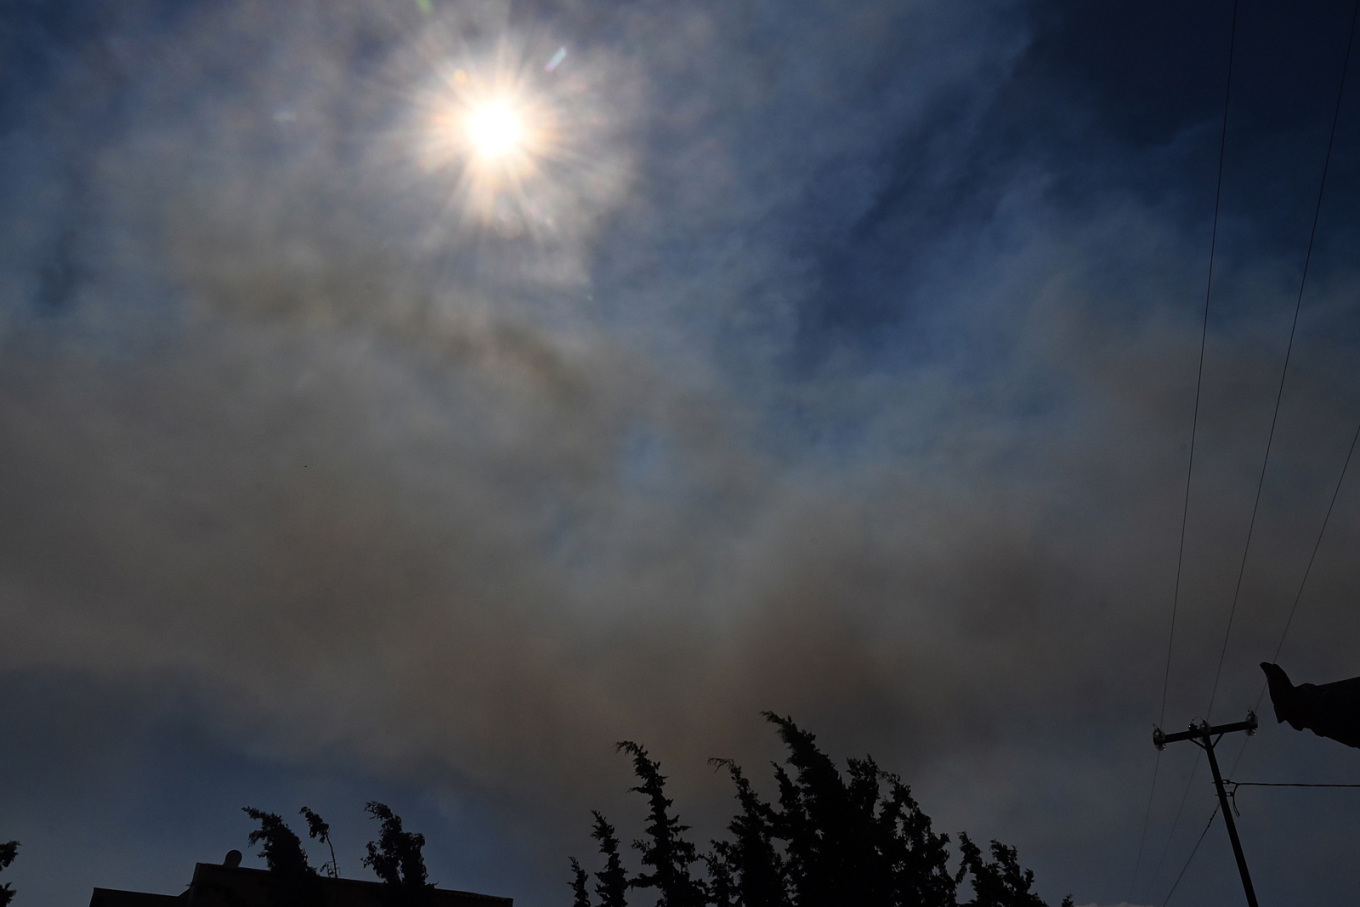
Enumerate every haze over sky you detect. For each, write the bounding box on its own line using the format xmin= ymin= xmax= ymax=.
xmin=5 ymin=1 xmax=1360 ymax=905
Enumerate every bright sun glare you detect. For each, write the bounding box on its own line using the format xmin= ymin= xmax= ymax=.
xmin=466 ymin=101 xmax=525 ymax=160
xmin=410 ymin=52 xmax=578 ymax=233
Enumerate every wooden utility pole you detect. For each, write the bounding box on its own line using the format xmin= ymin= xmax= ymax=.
xmin=1153 ymin=712 xmax=1259 ymax=907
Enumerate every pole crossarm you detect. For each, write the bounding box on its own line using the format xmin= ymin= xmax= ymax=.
xmin=1154 ymin=713 xmax=1258 ymax=749
xmin=1151 ymin=712 xmax=1259 ymax=907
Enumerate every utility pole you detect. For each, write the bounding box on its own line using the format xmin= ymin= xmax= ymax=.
xmin=1153 ymin=712 xmax=1259 ymax=907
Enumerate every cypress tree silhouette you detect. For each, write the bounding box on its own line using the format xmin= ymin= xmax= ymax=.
xmin=0 ymin=840 xmax=18 ymax=907
xmin=707 ymin=760 xmax=785 ymax=907
xmin=590 ymin=811 xmax=630 ymax=907
xmin=570 ymin=858 xmax=593 ymax=907
xmin=956 ymin=834 xmax=1049 ymax=907
xmin=617 ymin=741 xmax=707 ymax=907
xmin=874 ymin=769 xmax=956 ymax=907
xmin=766 ymin=712 xmax=909 ymax=907
xmin=363 ymin=801 xmax=432 ymax=906
xmin=571 ymin=716 xmax=1067 ymax=907
xmin=702 ymin=847 xmax=737 ymax=907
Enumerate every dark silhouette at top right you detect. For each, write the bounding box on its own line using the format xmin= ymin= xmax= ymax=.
xmin=1261 ymin=662 xmax=1360 ymax=749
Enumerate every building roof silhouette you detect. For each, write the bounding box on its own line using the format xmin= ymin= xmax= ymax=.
xmin=89 ymin=858 xmax=512 ymax=907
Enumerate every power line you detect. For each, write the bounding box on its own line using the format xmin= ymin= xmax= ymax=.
xmin=1268 ymin=416 xmax=1360 ymax=666
xmin=1229 ymin=415 xmax=1360 ymax=780
xmin=1202 ymin=0 xmax=1360 ymax=723
xmin=1144 ymin=3 xmax=1360 ymax=900
xmin=1129 ymin=751 xmax=1161 ymax=893
xmin=1162 ymin=0 xmax=1238 ymax=733
xmin=1148 ymin=776 xmax=1351 ymax=907
xmin=1161 ymin=804 xmax=1219 ymax=907
xmin=1140 ymin=749 xmax=1201 ymax=905
xmin=1205 ymin=0 xmax=1360 ymax=722
xmin=1134 ymin=3 xmax=1240 ymax=897
xmin=1229 ymin=781 xmax=1360 ymax=789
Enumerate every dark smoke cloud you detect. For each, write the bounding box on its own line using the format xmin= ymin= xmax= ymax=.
xmin=4 ymin=2 xmax=1360 ymax=906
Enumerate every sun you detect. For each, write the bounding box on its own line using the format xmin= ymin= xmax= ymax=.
xmin=398 ymin=38 xmax=630 ymax=241
xmin=409 ymin=61 xmax=556 ymax=231
xmin=466 ymin=100 xmax=526 ymax=161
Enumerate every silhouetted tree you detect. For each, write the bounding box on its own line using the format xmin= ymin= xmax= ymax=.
xmin=617 ymin=741 xmax=706 ymax=907
xmin=703 ymin=847 xmax=737 ymax=907
xmin=243 ymin=808 xmax=313 ymax=876
xmin=955 ymin=834 xmax=1046 ymax=907
xmin=874 ymin=770 xmax=956 ymax=907
xmin=242 ymin=808 xmax=322 ymax=907
xmin=766 ymin=713 xmax=910 ymax=907
xmin=572 ymin=715 xmax=1065 ymax=907
xmin=300 ymin=807 xmax=339 ymax=878
xmin=591 ymin=811 xmax=630 ymax=907
xmin=570 ymin=858 xmax=593 ymax=907
xmin=364 ymin=802 xmax=432 ymax=906
xmin=708 ymin=760 xmax=785 ymax=907
xmin=0 ymin=840 xmax=18 ymax=907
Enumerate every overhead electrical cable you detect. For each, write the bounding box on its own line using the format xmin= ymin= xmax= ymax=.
xmin=1228 ymin=780 xmax=1360 ymax=790
xmin=1161 ymin=0 xmax=1238 ymax=734
xmin=1140 ymin=751 xmax=1202 ymax=906
xmin=1227 ymin=415 xmax=1360 ymax=781
xmin=1265 ymin=418 xmax=1360 ymax=667
xmin=1132 ymin=2 xmax=1239 ymax=898
xmin=1161 ymin=804 xmax=1219 ymax=907
xmin=1130 ymin=762 xmax=1160 ymax=894
xmin=1205 ymin=0 xmax=1360 ymax=722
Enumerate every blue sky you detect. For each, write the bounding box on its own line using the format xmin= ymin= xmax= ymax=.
xmin=4 ymin=1 xmax=1360 ymax=905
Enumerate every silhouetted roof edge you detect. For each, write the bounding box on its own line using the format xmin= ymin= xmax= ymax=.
xmin=189 ymin=862 xmax=514 ymax=905
xmin=89 ymin=887 xmax=187 ymax=907
xmin=90 ymin=863 xmax=512 ymax=907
